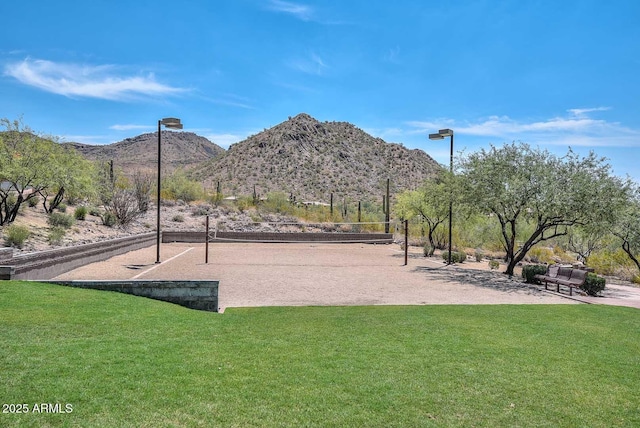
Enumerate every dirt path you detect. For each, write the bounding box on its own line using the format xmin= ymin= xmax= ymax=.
xmin=53 ymin=243 xmax=594 ymax=311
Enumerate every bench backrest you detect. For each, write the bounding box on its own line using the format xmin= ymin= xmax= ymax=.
xmin=557 ymin=266 xmax=573 ymax=279
xmin=547 ymin=265 xmax=560 ymax=278
xmin=569 ymin=269 xmax=587 ymax=283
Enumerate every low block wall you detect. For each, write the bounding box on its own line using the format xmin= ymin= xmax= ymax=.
xmin=43 ymin=280 xmax=219 ymax=312
xmin=163 ymin=231 xmax=207 ymax=243
xmin=1 ymin=232 xmax=156 ymax=280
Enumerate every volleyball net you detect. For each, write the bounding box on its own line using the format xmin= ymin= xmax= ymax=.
xmin=205 ymin=218 xmax=396 ymax=245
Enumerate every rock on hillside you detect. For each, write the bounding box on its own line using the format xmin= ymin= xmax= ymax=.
xmin=191 ymin=113 xmax=441 ymax=202
xmin=65 ymin=131 xmax=225 ymax=175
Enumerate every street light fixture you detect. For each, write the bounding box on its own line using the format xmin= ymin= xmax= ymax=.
xmin=156 ymin=117 xmax=183 ymax=264
xmin=429 ymin=128 xmax=454 ymax=265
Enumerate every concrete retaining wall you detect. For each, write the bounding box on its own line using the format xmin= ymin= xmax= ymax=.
xmin=163 ymin=231 xmax=207 ymax=243
xmin=1 ymin=232 xmax=156 ymax=280
xmin=42 ymin=280 xmax=218 ymax=312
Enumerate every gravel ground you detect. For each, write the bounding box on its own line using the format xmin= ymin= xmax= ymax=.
xmin=53 ymin=242 xmax=592 ymax=312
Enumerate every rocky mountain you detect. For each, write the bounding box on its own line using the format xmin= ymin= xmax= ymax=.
xmin=191 ymin=113 xmax=441 ymax=202
xmin=65 ymin=131 xmax=225 ymax=175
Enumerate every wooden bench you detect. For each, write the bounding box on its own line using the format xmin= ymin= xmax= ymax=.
xmin=534 ymin=265 xmax=588 ymax=296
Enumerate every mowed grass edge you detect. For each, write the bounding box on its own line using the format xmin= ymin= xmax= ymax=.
xmin=1 ymin=281 xmax=638 ymax=427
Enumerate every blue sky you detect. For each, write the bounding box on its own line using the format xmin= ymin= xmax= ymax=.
xmin=2 ymin=0 xmax=640 ymax=180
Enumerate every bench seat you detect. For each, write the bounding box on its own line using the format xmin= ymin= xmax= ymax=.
xmin=534 ymin=265 xmax=587 ymax=296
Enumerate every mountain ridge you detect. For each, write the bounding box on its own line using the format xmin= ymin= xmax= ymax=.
xmin=65 ymin=113 xmax=442 ymax=202
xmin=192 ymin=113 xmax=441 ymax=202
xmin=64 ymin=131 xmax=225 ymax=174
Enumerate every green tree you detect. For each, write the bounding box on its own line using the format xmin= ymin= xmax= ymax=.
xmin=39 ymin=145 xmax=95 ymax=213
xmin=0 ymin=118 xmax=96 ymax=223
xmin=459 ymin=142 xmax=629 ymax=276
xmin=566 ymin=224 xmax=611 ymax=265
xmin=395 ymin=173 xmax=451 ymax=256
xmin=612 ymin=187 xmax=640 ymax=272
xmin=162 ymin=169 xmax=204 ymax=203
xmin=0 ymin=118 xmax=52 ymax=224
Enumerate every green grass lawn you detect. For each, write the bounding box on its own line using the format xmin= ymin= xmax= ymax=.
xmin=1 ymin=281 xmax=639 ymax=427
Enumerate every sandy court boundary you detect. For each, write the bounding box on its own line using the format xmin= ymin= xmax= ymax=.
xmin=49 ymin=242 xmax=606 ymax=311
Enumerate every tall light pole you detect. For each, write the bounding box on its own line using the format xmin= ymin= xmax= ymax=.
xmin=156 ymin=117 xmax=183 ymax=264
xmin=428 ymin=128 xmax=454 ymax=265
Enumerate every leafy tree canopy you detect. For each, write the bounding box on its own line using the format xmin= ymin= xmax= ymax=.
xmin=458 ymin=142 xmax=630 ymax=276
xmin=612 ymin=186 xmax=640 ymax=272
xmin=0 ymin=117 xmax=95 ymax=224
xmin=395 ymin=172 xmax=453 ymax=255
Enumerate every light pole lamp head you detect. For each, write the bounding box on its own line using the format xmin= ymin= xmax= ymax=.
xmin=160 ymin=117 xmax=183 ymax=129
xmin=438 ymin=129 xmax=453 ymax=137
xmin=428 ymin=133 xmax=444 ymax=140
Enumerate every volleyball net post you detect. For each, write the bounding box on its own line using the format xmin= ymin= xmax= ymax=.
xmin=205 ymin=215 xmax=210 ymax=264
xmin=404 ymin=219 xmax=409 ymax=266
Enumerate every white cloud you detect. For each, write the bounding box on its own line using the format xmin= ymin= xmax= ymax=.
xmin=383 ymin=46 xmax=401 ymax=64
xmin=4 ymin=58 xmax=187 ymax=101
xmin=204 ymin=133 xmax=244 ymax=148
xmin=266 ymin=0 xmax=313 ymax=21
xmin=288 ymin=53 xmax=328 ymax=75
xmin=567 ymin=107 xmax=611 ymax=117
xmin=406 ymin=108 xmax=640 ymax=148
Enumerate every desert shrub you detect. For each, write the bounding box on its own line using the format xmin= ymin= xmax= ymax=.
xmin=249 ymin=212 xmax=262 ymax=223
xmin=48 ymin=226 xmax=66 ymax=245
xmin=48 ymin=212 xmax=75 ymax=229
xmin=236 ymin=196 xmax=255 ymax=213
xmin=442 ymin=251 xmax=467 ymax=264
xmin=581 ymin=273 xmax=606 ymax=296
xmin=489 ymin=260 xmax=500 ymax=270
xmin=28 ymin=196 xmax=39 ymax=208
xmin=104 ymin=189 xmax=141 ymax=227
xmin=64 ymin=193 xmax=84 ymax=206
xmin=101 ymin=211 xmax=117 ymax=227
xmin=423 ymin=243 xmax=434 ymax=257
xmin=528 ymin=247 xmax=555 ymax=264
xmin=553 ymin=245 xmax=573 ymax=262
xmin=474 ymin=249 xmax=484 ymax=262
xmin=4 ymin=224 xmax=30 ymax=248
xmin=74 ymin=206 xmax=88 ymax=220
xmin=162 ymin=170 xmax=204 ymax=203
xmin=208 ymin=190 xmax=224 ymax=206
xmin=132 ymin=171 xmax=153 ymax=213
xmin=191 ymin=204 xmax=212 ymax=216
xmin=88 ymin=207 xmax=102 ymax=217
xmin=587 ymin=249 xmax=636 ymax=277
xmin=522 ymin=264 xmax=548 ymax=284
xmin=261 ymin=192 xmax=294 ymax=215
xmin=57 ymin=203 xmax=67 ymax=213
xmin=172 ymin=214 xmax=185 ymax=222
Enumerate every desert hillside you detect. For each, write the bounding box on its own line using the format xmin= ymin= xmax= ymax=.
xmin=191 ymin=113 xmax=441 ymax=202
xmin=65 ymin=131 xmax=225 ymax=175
